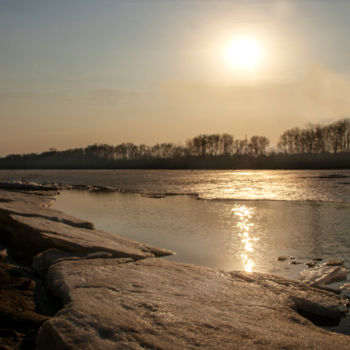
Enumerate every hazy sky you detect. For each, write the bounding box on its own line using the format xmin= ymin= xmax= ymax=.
xmin=1 ymin=0 xmax=350 ymax=155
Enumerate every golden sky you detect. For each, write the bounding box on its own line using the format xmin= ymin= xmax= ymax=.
xmin=1 ymin=0 xmax=350 ymax=155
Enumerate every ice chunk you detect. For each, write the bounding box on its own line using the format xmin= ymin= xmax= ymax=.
xmin=299 ymin=264 xmax=347 ymax=287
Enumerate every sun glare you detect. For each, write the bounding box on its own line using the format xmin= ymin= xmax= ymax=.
xmin=225 ymin=37 xmax=262 ymax=70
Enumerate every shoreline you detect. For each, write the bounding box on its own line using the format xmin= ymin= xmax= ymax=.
xmin=0 ymin=184 xmax=350 ymax=349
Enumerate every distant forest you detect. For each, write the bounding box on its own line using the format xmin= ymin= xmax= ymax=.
xmin=1 ymin=119 xmax=350 ymax=169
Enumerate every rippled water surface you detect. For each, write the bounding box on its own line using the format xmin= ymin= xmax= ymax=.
xmin=1 ymin=169 xmax=350 ymax=280
xmin=1 ymin=169 xmax=350 ymax=201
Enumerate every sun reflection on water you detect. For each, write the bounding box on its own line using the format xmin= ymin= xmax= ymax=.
xmin=232 ymin=205 xmax=258 ymax=272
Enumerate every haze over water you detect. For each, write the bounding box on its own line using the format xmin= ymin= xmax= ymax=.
xmin=1 ymin=169 xmax=350 ymax=281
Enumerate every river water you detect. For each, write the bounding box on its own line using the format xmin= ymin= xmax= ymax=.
xmin=1 ymin=169 xmax=350 ymax=282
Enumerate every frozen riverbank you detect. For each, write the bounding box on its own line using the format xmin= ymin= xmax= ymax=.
xmin=0 ymin=186 xmax=349 ymax=349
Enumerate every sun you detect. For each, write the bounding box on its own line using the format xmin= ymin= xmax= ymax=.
xmin=225 ymin=37 xmax=262 ymax=70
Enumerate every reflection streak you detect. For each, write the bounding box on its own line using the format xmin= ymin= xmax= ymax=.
xmin=232 ymin=205 xmax=258 ymax=272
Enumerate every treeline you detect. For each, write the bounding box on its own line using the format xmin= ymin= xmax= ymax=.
xmin=1 ymin=119 xmax=350 ymax=169
xmin=1 ymin=134 xmax=271 ymax=165
xmin=278 ymin=119 xmax=350 ymax=154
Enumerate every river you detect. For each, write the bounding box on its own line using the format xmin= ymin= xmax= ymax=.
xmin=1 ymin=169 xmax=350 ymax=282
